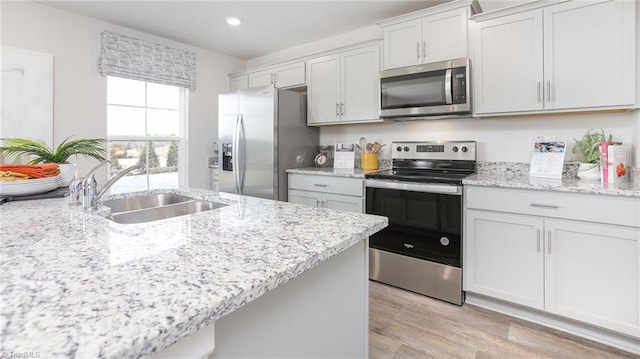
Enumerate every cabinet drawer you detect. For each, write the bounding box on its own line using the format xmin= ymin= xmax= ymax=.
xmin=465 ymin=186 xmax=640 ymax=228
xmin=289 ymin=174 xmax=364 ymax=196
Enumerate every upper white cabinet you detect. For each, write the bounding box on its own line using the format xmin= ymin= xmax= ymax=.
xmin=473 ymin=0 xmax=636 ymax=115
xmin=229 ymin=74 xmax=249 ymax=92
xmin=473 ymin=10 xmax=543 ymax=113
xmin=381 ymin=7 xmax=469 ymax=70
xmin=248 ymin=61 xmax=306 ymax=89
xmin=307 ymin=44 xmax=381 ymax=125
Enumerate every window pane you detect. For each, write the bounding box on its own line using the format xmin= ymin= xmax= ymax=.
xmin=147 ymin=109 xmax=179 ymax=136
xmin=147 ymin=82 xmax=179 ymax=109
xmin=108 ymin=141 xmax=147 ymax=194
xmin=107 ymin=105 xmax=145 ymax=136
xmin=107 ymin=77 xmax=145 ymax=106
xmin=149 ymin=141 xmax=179 ymax=190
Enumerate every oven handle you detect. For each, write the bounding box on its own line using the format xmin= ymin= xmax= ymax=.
xmin=366 ymin=179 xmax=462 ymax=195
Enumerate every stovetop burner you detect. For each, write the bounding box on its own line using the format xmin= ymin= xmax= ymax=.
xmin=365 ymin=141 xmax=477 ymax=185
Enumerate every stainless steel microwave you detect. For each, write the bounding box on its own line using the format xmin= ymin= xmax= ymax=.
xmin=379 ymin=57 xmax=471 ymax=120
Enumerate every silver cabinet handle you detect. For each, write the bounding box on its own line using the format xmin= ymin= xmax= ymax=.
xmin=335 ymin=103 xmax=339 ymax=116
xmin=322 ymin=200 xmax=327 ymax=208
xmin=422 ymin=40 xmax=427 ymax=60
xmin=314 ymin=183 xmax=328 ymax=188
xmin=546 ymin=81 xmax=551 ymax=102
xmin=530 ymin=203 xmax=559 ymax=209
xmin=340 ymin=103 xmax=345 ymax=116
xmin=536 ymin=229 xmax=541 ymax=253
xmin=316 ymin=199 xmax=321 ymax=207
xmin=537 ymin=82 xmax=541 ymax=103
xmin=547 ymin=230 xmax=552 ymax=255
xmin=416 ymin=42 xmax=420 ymax=60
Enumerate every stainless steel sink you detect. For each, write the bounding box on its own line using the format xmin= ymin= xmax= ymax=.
xmin=103 ymin=193 xmax=228 ymax=224
xmin=102 ymin=193 xmax=194 ymax=213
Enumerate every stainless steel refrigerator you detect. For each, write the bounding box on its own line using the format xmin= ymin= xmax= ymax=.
xmin=217 ymin=85 xmax=319 ymax=201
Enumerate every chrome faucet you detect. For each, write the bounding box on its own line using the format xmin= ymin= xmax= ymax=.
xmin=82 ymin=162 xmax=142 ymax=211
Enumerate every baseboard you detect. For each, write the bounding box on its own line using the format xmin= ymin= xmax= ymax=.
xmin=465 ymin=292 xmax=640 ymax=356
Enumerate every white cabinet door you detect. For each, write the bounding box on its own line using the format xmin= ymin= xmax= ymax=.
xmin=543 ymin=0 xmax=635 ymax=110
xmin=323 ymin=193 xmax=364 ymax=213
xmin=289 ymin=189 xmax=322 ymax=208
xmin=229 ymin=74 xmax=249 ymax=92
xmin=473 ymin=10 xmax=544 ymax=114
xmin=307 ymin=55 xmax=341 ymax=125
xmin=341 ymin=45 xmax=380 ymax=123
xmin=382 ymin=19 xmax=422 ymax=70
xmin=544 ymin=220 xmax=640 ymax=337
xmin=465 ymin=210 xmax=544 ymax=309
xmin=249 ymin=69 xmax=274 ymax=88
xmin=273 ymin=62 xmax=305 ymax=88
xmin=422 ymin=7 xmax=468 ymax=64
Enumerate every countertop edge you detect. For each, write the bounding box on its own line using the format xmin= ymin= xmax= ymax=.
xmin=463 ymin=174 xmax=640 ymax=198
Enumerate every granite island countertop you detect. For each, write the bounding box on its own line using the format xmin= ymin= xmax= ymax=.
xmin=464 ymin=173 xmax=640 ymax=198
xmin=0 ymin=189 xmax=388 ymax=358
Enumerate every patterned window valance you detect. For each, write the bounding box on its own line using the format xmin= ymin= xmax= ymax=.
xmin=98 ymin=30 xmax=196 ymax=90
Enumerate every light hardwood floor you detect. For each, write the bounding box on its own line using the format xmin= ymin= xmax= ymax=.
xmin=369 ymin=281 xmax=639 ymax=359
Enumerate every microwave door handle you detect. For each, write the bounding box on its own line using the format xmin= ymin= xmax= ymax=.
xmin=444 ymin=69 xmax=453 ymax=105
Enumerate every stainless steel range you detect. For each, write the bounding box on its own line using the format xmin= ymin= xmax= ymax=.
xmin=365 ymin=141 xmax=476 ymax=305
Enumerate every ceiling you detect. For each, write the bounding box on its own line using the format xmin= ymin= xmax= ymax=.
xmin=39 ymin=0 xmax=521 ymax=60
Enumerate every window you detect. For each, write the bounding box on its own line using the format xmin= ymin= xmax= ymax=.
xmin=106 ymin=76 xmax=187 ymax=194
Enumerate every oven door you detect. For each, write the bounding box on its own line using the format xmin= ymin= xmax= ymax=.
xmin=365 ymin=180 xmax=462 ymax=268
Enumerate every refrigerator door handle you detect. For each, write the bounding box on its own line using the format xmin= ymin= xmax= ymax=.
xmin=238 ymin=114 xmax=246 ymax=194
xmin=233 ymin=114 xmax=241 ymax=194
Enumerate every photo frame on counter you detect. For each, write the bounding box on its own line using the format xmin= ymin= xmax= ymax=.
xmin=530 ymin=141 xmax=566 ymax=179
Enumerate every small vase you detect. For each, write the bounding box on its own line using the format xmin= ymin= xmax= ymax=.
xmin=58 ymin=162 xmax=77 ymax=187
xmin=576 ymin=163 xmax=600 ymax=181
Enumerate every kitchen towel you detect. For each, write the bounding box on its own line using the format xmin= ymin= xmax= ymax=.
xmin=0 ymin=163 xmax=60 ymax=178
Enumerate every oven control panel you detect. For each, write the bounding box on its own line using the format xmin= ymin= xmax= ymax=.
xmin=392 ymin=141 xmax=476 ymax=161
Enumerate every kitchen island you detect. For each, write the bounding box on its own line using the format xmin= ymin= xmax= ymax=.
xmin=0 ymin=189 xmax=387 ymax=358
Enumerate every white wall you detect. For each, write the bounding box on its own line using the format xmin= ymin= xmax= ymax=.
xmin=0 ymin=2 xmax=245 ymax=189
xmin=320 ymin=113 xmax=633 ymax=163
xmin=247 ymin=25 xmax=381 ymax=68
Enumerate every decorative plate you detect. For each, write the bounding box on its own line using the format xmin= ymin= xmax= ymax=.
xmin=0 ymin=176 xmax=62 ymax=196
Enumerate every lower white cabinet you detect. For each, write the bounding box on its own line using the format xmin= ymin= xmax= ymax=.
xmin=464 ymin=186 xmax=640 ymax=338
xmin=544 ymin=220 xmax=639 ymax=337
xmin=465 ymin=210 xmax=544 ymax=309
xmin=288 ymin=173 xmax=364 ymax=213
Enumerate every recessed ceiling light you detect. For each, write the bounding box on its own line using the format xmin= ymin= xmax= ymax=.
xmin=225 ymin=17 xmax=242 ymax=26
